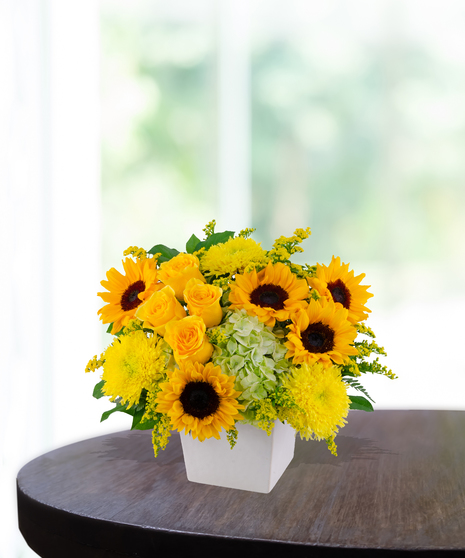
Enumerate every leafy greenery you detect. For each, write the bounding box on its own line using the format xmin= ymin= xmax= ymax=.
xmin=100 ymin=389 xmax=151 ymax=426
xmin=100 ymin=401 xmax=135 ymax=423
xmin=192 ymin=230 xmax=235 ymax=252
xmin=342 ymin=376 xmax=375 ymax=403
xmin=186 ymin=234 xmax=201 ymax=253
xmin=92 ymin=380 xmax=105 ymax=400
xmin=349 ymin=395 xmax=374 ymax=412
xmin=148 ymin=244 xmax=180 ymax=263
xmin=131 ymin=407 xmax=157 ymax=430
xmin=100 ymin=401 xmax=155 ymax=428
xmin=106 ymin=323 xmax=125 ymax=337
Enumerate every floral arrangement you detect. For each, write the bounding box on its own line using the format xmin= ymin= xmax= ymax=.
xmin=86 ymin=221 xmax=395 ymax=456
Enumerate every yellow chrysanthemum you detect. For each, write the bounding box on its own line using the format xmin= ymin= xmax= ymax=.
xmin=101 ymin=330 xmax=168 ymax=407
xmin=229 ymin=261 xmax=309 ymax=327
xmin=200 ymin=237 xmax=269 ymax=278
xmin=155 ymin=361 xmax=244 ymax=441
xmin=308 ymin=256 xmax=373 ymax=324
xmin=282 ymin=363 xmax=350 ymax=441
xmin=285 ymin=297 xmax=358 ymax=367
xmin=98 ymin=257 xmax=162 ymax=334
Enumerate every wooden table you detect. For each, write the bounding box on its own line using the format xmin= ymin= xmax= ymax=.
xmin=17 ymin=410 xmax=465 ymax=557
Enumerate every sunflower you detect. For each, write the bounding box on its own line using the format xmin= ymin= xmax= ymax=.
xmin=229 ymin=261 xmax=309 ymax=327
xmin=308 ymin=256 xmax=373 ymax=324
xmin=101 ymin=330 xmax=168 ymax=407
xmin=285 ymin=297 xmax=358 ymax=367
xmin=155 ymin=361 xmax=244 ymax=441
xmin=98 ymin=257 xmax=162 ymax=334
xmin=282 ymin=363 xmax=350 ymax=441
xmin=200 ymin=236 xmax=269 ymax=278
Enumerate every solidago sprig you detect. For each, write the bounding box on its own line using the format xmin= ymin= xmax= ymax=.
xmin=342 ymin=324 xmax=396 ymax=382
xmin=151 ymin=414 xmax=172 ymax=457
xmin=267 ymin=227 xmax=311 ymax=264
xmin=253 ymin=398 xmax=278 ymax=435
xmin=85 ymin=353 xmax=105 ymax=373
xmin=123 ymin=246 xmax=148 ymax=260
xmin=226 ymin=426 xmax=238 ymax=449
xmin=203 ymin=219 xmax=216 ymax=239
xmin=140 ymin=383 xmax=172 ymax=457
xmin=238 ymin=227 xmax=256 ymax=239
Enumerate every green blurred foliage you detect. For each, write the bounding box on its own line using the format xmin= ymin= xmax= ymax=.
xmin=101 ymin=12 xmax=216 ymax=200
xmin=101 ymin=1 xmax=465 ymax=271
xmin=100 ymin=4 xmax=218 ymax=270
xmin=251 ymin=32 xmax=465 ymax=264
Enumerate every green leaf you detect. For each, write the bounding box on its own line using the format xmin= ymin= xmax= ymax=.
xmin=148 ymin=244 xmax=180 ymax=263
xmin=132 ymin=418 xmax=156 ymax=431
xmin=131 ymin=407 xmax=145 ymax=430
xmin=194 ymin=231 xmax=235 ymax=252
xmin=186 ymin=234 xmax=201 ymax=254
xmin=349 ymin=395 xmax=374 ymax=412
xmin=92 ymin=380 xmax=105 ymax=400
xmin=100 ymin=403 xmax=134 ymax=423
xmin=106 ymin=322 xmax=125 ymax=337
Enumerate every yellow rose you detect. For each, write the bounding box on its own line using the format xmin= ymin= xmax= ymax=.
xmin=158 ymin=253 xmax=206 ymax=301
xmin=164 ymin=316 xmax=214 ymax=365
xmin=183 ymin=278 xmax=223 ymax=328
xmin=135 ymin=285 xmax=186 ymax=336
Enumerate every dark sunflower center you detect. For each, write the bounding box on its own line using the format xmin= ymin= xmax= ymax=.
xmin=120 ymin=280 xmax=146 ymax=312
xmin=301 ymin=322 xmax=335 ymax=354
xmin=250 ymin=283 xmax=289 ymax=310
xmin=179 ymin=381 xmax=220 ymax=420
xmin=327 ymin=279 xmax=351 ymax=309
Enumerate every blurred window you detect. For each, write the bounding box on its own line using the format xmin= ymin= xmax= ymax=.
xmin=101 ymin=0 xmax=465 ymax=419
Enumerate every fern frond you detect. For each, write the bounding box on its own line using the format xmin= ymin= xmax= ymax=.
xmin=343 ymin=376 xmax=375 ymax=402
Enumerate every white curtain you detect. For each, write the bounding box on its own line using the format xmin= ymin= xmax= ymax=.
xmin=0 ymin=1 xmax=100 ymax=556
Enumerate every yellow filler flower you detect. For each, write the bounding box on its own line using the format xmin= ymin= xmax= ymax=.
xmin=282 ymin=363 xmax=350 ymax=441
xmin=101 ymin=330 xmax=167 ymax=407
xmin=308 ymin=256 xmax=373 ymax=324
xmin=285 ymin=298 xmax=358 ymax=367
xmin=200 ymin=236 xmax=269 ymax=277
xmin=156 ymin=361 xmax=244 ymax=441
xmin=98 ymin=257 xmax=161 ymax=334
xmin=229 ymin=261 xmax=309 ymax=327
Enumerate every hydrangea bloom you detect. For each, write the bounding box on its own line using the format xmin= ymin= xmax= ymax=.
xmin=211 ymin=310 xmax=291 ymax=419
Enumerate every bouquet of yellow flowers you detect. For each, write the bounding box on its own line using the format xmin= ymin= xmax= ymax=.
xmin=86 ymin=221 xmax=395 ymax=457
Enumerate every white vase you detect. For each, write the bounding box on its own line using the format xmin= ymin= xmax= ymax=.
xmin=180 ymin=420 xmax=296 ymax=493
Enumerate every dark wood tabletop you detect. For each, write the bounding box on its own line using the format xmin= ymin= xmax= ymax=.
xmin=17 ymin=410 xmax=465 ymax=557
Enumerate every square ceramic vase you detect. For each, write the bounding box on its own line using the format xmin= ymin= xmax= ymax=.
xmin=180 ymin=419 xmax=296 ymax=493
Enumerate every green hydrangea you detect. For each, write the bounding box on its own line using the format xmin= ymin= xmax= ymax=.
xmin=211 ymin=310 xmax=291 ymax=420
